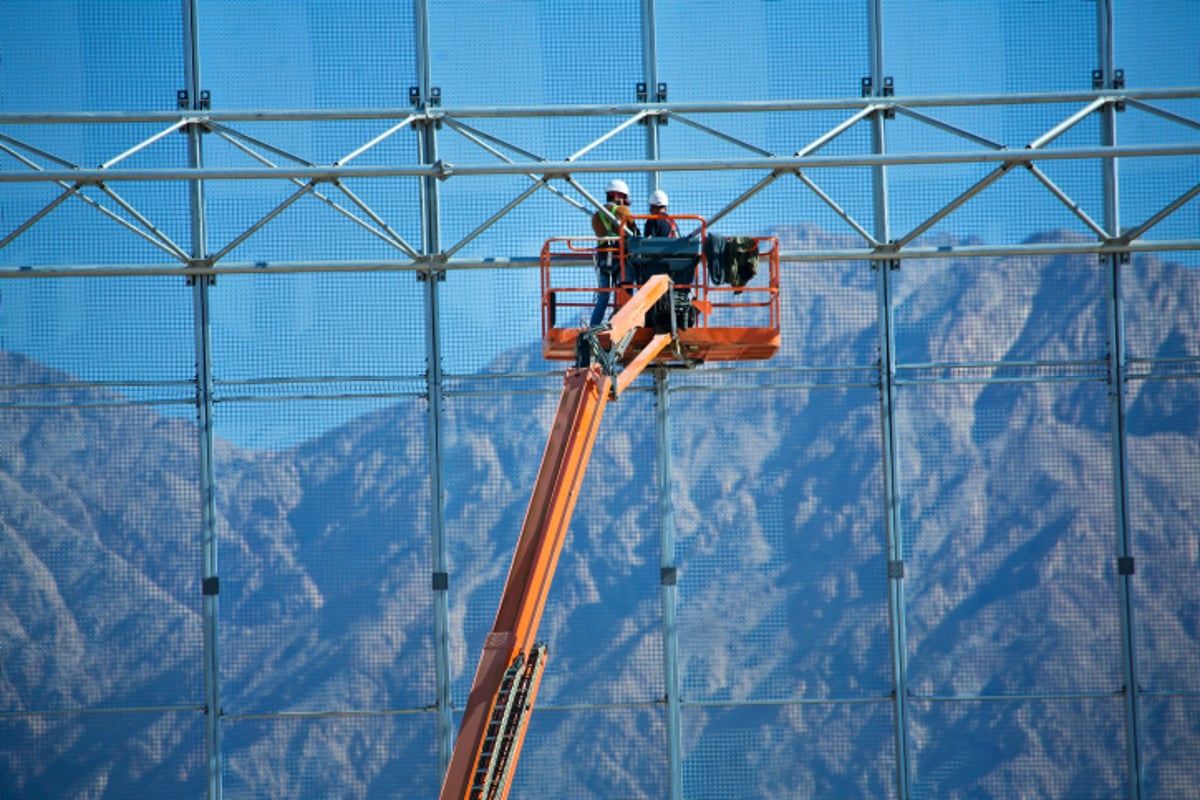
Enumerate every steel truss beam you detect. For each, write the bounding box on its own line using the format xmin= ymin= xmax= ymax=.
xmin=2 ymin=89 xmax=1199 ymax=274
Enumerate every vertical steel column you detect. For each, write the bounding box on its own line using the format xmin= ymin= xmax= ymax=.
xmin=1097 ymin=2 xmax=1143 ymax=797
xmin=641 ymin=0 xmax=662 ymax=194
xmin=869 ymin=1 xmax=911 ymax=798
xmin=413 ymin=0 xmax=455 ymax=778
xmin=181 ymin=1 xmax=220 ymax=797
xmin=641 ymin=5 xmax=681 ymax=794
xmin=653 ymin=369 xmax=684 ymax=800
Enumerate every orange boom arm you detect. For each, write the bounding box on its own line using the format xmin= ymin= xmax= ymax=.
xmin=440 ymin=275 xmax=674 ymax=800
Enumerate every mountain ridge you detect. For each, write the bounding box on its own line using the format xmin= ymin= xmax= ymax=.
xmin=2 ymin=233 xmax=1198 ymax=798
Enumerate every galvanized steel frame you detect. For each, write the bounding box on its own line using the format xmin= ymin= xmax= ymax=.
xmin=2 ymin=91 xmax=1200 ymax=276
xmin=2 ymin=1 xmax=1197 ymax=799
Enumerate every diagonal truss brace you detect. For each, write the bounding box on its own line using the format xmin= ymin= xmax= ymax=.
xmin=0 ymin=128 xmax=192 ymax=260
xmin=3 ymin=93 xmax=1199 ymax=264
xmin=889 ymin=97 xmax=1114 ymax=249
xmin=205 ymin=121 xmax=422 ymax=259
xmin=436 ymin=111 xmax=654 ymax=258
xmin=670 ymin=106 xmax=883 ymax=246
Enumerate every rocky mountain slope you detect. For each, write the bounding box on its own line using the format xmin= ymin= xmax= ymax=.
xmin=1 ymin=235 xmax=1197 ymax=798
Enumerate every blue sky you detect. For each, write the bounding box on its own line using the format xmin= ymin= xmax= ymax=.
xmin=1 ymin=0 xmax=1197 ymax=448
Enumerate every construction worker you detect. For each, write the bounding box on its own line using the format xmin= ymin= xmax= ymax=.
xmin=643 ymin=189 xmax=678 ymax=238
xmin=590 ymin=179 xmax=640 ymax=326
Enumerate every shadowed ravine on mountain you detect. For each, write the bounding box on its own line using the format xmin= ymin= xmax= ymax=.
xmin=2 ymin=233 xmax=1198 ymax=798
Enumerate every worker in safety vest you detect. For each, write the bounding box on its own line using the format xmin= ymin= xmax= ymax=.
xmin=589 ymin=179 xmax=640 ymax=326
xmin=643 ymin=188 xmax=678 ymax=238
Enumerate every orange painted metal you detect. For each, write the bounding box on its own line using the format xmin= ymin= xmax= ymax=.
xmin=614 ymin=332 xmax=672 ymax=396
xmin=540 ymin=219 xmax=781 ymax=365
xmin=543 ymin=325 xmax=781 ymax=363
xmin=440 ymin=275 xmax=676 ymax=800
xmin=442 ymin=221 xmax=781 ymax=797
xmin=439 ymin=366 xmax=611 ymax=800
xmin=605 ymin=273 xmax=671 ymax=345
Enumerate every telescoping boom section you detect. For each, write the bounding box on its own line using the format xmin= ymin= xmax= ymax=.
xmin=439 ymin=276 xmax=677 ymax=800
xmin=442 ymin=218 xmax=780 ymax=799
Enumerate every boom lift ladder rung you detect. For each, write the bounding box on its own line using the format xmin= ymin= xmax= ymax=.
xmin=471 ymin=644 xmax=546 ymax=800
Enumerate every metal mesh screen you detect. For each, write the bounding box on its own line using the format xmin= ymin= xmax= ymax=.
xmin=908 ymin=696 xmax=1127 ymax=800
xmin=885 ymin=0 xmax=1097 ymax=96
xmin=1139 ymin=696 xmax=1200 ymax=800
xmin=657 ymin=0 xmax=869 ymax=102
xmin=1116 ymin=0 xmax=1200 ymax=90
xmin=442 ymin=384 xmax=558 ymax=708
xmin=200 ymin=0 xmax=416 ymax=110
xmin=430 ymin=0 xmax=642 ymax=107
xmin=510 ymin=706 xmax=669 ymax=799
xmin=900 ymin=381 xmax=1123 ymax=695
xmin=222 ymin=713 xmax=440 ymax=799
xmin=0 ymin=393 xmax=205 ymax=796
xmin=535 ymin=388 xmax=665 ymax=707
xmin=4 ymin=2 xmax=1199 ymax=799
xmin=0 ymin=0 xmax=183 ymax=113
xmin=675 ymin=385 xmax=892 ymax=704
xmin=0 ymin=269 xmax=202 ymax=799
xmin=681 ymin=702 xmax=897 ymax=800
xmin=217 ymin=395 xmax=434 ymax=714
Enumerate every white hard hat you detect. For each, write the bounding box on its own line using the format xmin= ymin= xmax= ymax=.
xmin=605 ymin=179 xmax=630 ymax=197
xmin=648 ymin=189 xmax=669 ymax=207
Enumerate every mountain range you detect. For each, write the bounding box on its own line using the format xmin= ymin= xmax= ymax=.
xmin=2 ymin=230 xmax=1198 ymax=798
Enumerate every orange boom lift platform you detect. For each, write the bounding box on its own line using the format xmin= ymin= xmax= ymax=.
xmin=440 ymin=217 xmax=780 ymax=800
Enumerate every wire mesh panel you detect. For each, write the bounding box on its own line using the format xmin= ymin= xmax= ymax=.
xmin=199 ymin=0 xmax=416 ymax=110
xmin=0 ymin=710 xmax=207 ymax=798
xmin=538 ymin=389 xmax=665 ymax=707
xmin=441 ymin=383 xmax=663 ymax=709
xmin=1123 ymin=251 xmax=1200 ymax=363
xmin=1123 ymin=251 xmax=1200 ymax=702
xmin=222 ymin=712 xmax=440 ymax=800
xmin=0 ymin=389 xmax=205 ymax=795
xmin=0 ymin=396 xmax=205 ymax=697
xmin=1138 ymin=695 xmax=1200 ymax=800
xmin=428 ymin=0 xmax=641 ymax=107
xmin=1116 ymin=0 xmax=1200 ymax=90
xmin=437 ymin=266 xmax=547 ymax=376
xmin=907 ymin=696 xmax=1127 ymax=800
xmin=217 ymin=395 xmax=434 ymax=715
xmin=893 ymin=253 xmax=1109 ymax=367
xmin=0 ymin=263 xmax=204 ymax=800
xmin=441 ymin=382 xmax=564 ymax=708
xmin=681 ymin=701 xmax=897 ymax=800
xmin=884 ymin=0 xmax=1097 ymax=96
xmin=656 ymin=0 xmax=869 ymax=103
xmin=209 ymin=272 xmax=426 ymax=447
xmin=771 ymin=260 xmax=877 ymax=370
xmin=1126 ymin=374 xmax=1200 ymax=698
xmin=0 ymin=276 xmax=195 ymax=385
xmin=674 ymin=385 xmax=891 ymax=704
xmin=509 ymin=706 xmax=669 ymax=800
xmin=900 ymin=381 xmax=1122 ymax=697
xmin=0 ymin=0 xmax=184 ymax=113
xmin=211 ymin=272 xmax=427 ymax=381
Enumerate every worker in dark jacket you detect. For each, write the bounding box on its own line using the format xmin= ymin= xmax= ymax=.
xmin=643 ymin=189 xmax=678 ymax=238
xmin=590 ymin=179 xmax=639 ymax=325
